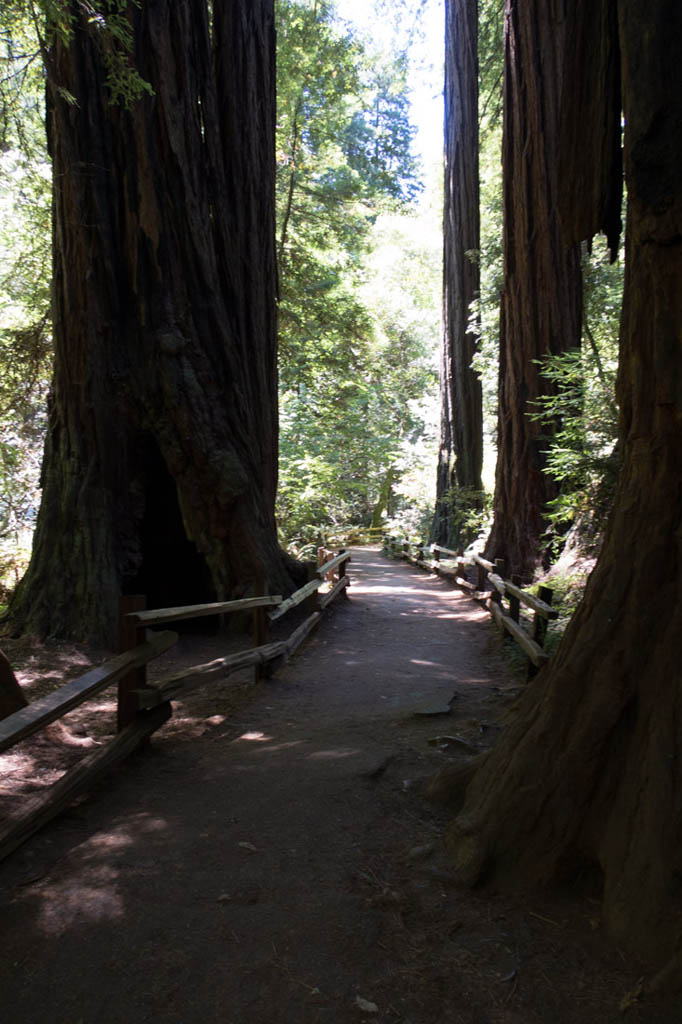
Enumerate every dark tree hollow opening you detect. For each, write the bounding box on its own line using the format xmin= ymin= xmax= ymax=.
xmin=127 ymin=437 xmax=218 ymax=632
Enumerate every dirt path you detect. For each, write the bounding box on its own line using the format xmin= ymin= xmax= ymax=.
xmin=0 ymin=549 xmax=673 ymax=1023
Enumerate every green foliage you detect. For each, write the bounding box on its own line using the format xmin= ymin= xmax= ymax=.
xmin=276 ymin=0 xmax=420 ymax=347
xmin=492 ymin=567 xmax=596 ymax=679
xmin=1 ymin=5 xmax=44 ymax=156
xmin=0 ymin=10 xmax=52 ymax=596
xmin=433 ymin=486 xmax=492 ymax=549
xmin=275 ymin=0 xmax=438 ymax=550
xmin=1 ymin=1 xmax=151 ymax=112
xmin=536 ymin=569 xmax=594 ymax=655
xmin=469 ymin=148 xmax=501 ymax=489
xmin=470 ymin=0 xmax=504 ymax=489
xmin=479 ymin=0 xmax=504 ymax=134
xmin=530 ymin=236 xmax=623 ymax=551
xmin=277 ymin=266 xmax=439 ymax=548
xmin=82 ymin=1 xmax=153 ymax=108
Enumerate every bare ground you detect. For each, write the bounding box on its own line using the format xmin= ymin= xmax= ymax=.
xmin=0 ymin=547 xmax=679 ymax=1023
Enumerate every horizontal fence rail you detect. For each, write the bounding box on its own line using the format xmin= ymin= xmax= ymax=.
xmin=0 ymin=549 xmax=352 ymax=862
xmin=128 ymin=595 xmax=283 ymax=628
xmin=385 ymin=535 xmax=556 ymax=678
xmin=0 ymin=630 xmax=177 ymax=756
xmin=268 ymin=579 xmax=321 ymax=622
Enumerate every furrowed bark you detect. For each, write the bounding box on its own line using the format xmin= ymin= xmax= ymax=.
xmin=10 ymin=0 xmax=292 ymax=644
xmin=485 ymin=0 xmax=582 ymax=580
xmin=433 ymin=0 xmax=483 ymax=550
xmin=448 ymin=0 xmax=682 ymax=983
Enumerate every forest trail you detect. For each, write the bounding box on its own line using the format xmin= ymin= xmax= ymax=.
xmin=0 ymin=550 xmax=658 ymax=1023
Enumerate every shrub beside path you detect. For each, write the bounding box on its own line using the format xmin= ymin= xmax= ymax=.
xmin=0 ymin=548 xmax=671 ymax=1023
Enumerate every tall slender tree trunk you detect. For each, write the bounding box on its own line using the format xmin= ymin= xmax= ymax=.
xmin=485 ymin=0 xmax=582 ymax=579
xmin=370 ymin=465 xmax=396 ymax=529
xmin=432 ymin=0 xmax=483 ymax=550
xmin=448 ymin=0 xmax=682 ymax=985
xmin=9 ymin=0 xmax=294 ymax=645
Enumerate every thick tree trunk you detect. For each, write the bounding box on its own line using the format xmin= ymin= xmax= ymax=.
xmin=485 ymin=0 xmax=582 ymax=580
xmin=9 ymin=0 xmax=293 ymax=645
xmin=432 ymin=0 xmax=483 ymax=550
xmin=448 ymin=0 xmax=682 ymax=984
xmin=557 ymin=0 xmax=622 ymax=260
xmin=0 ymin=649 xmax=27 ymax=720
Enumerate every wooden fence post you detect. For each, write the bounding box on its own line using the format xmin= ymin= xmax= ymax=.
xmin=534 ymin=585 xmax=553 ymax=648
xmin=338 ymin=548 xmax=350 ymax=598
xmin=304 ymin=561 xmax=321 ymax=613
xmin=492 ymin=559 xmax=505 ymax=601
xmin=117 ymin=595 xmax=147 ymax=732
xmin=253 ymin=577 xmax=268 ymax=683
xmin=402 ymin=539 xmax=409 ymax=559
xmin=509 ymin=573 xmax=521 ymax=623
xmin=528 ymin=585 xmax=553 ymax=680
xmin=490 ymin=559 xmax=505 ymax=637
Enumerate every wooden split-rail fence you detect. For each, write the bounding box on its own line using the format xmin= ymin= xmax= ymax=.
xmin=385 ymin=536 xmax=557 ymax=678
xmin=0 ymin=550 xmax=351 ymax=862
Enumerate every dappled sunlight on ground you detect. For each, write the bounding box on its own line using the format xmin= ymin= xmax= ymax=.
xmin=36 ymin=867 xmax=126 ymax=936
xmin=204 ymin=714 xmax=226 ymax=727
xmin=0 ymin=748 xmax=37 ymax=788
xmin=4 ymin=638 xmax=109 ymax=696
xmin=229 ymin=732 xmax=367 ymax=764
xmin=9 ymin=812 xmax=171 ymax=941
xmin=82 ymin=830 xmax=136 ymax=854
xmin=398 ymin=608 xmax=460 ymax=620
xmin=307 ymin=748 xmax=361 ymax=760
xmin=235 ymin=740 xmax=304 ymax=756
xmin=353 ymin=584 xmax=455 ymax=598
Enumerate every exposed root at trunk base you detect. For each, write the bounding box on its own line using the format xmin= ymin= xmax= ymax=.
xmin=422 ymin=754 xmax=485 ymax=809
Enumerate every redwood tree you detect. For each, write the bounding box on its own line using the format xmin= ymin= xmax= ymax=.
xmin=0 ymin=649 xmax=27 ymax=720
xmin=432 ymin=0 xmax=483 ymax=549
xmin=9 ymin=1 xmax=295 ymax=645
xmin=448 ymin=0 xmax=682 ymax=985
xmin=485 ymin=0 xmax=581 ymax=579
